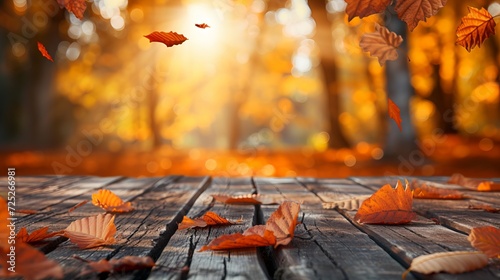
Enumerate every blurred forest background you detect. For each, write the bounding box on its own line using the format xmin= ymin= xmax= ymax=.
xmin=0 ymin=0 xmax=500 ymax=178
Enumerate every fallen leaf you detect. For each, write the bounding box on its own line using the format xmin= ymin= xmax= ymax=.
xmin=195 ymin=23 xmax=210 ymax=28
xmin=402 ymin=251 xmax=488 ymax=279
xmin=388 ymin=98 xmax=402 ymax=131
xmin=456 ymin=7 xmax=496 ymax=52
xmin=212 ymin=194 xmax=277 ymax=205
xmin=16 ymin=227 xmax=63 ymax=243
xmin=411 ymin=181 xmax=466 ymax=199
xmin=468 ymin=226 xmax=500 ymax=258
xmin=199 ymin=226 xmax=276 ymax=251
xmin=178 ymin=211 xmax=238 ymax=230
xmin=322 ymin=195 xmax=371 ymax=210
xmin=354 ymin=180 xmax=416 ymax=224
xmin=37 ymin=42 xmax=53 ymax=62
xmin=144 ymin=31 xmax=188 ymax=47
xmin=395 ymin=0 xmax=447 ymax=31
xmin=64 ymin=213 xmax=116 ymax=249
xmin=265 ymin=201 xmax=301 ymax=247
xmin=360 ymin=23 xmax=403 ymax=66
xmin=345 ymin=0 xmax=391 ymax=21
xmin=68 ymin=200 xmax=89 ymax=213
xmin=448 ymin=173 xmax=500 ymax=191
xmin=79 ymin=256 xmax=155 ymax=274
xmin=16 ymin=209 xmax=38 ymax=215
xmin=0 ymin=197 xmax=9 ymax=245
xmin=57 ymin=0 xmax=87 ymax=20
xmin=468 ymin=204 xmax=500 ymax=213
xmin=92 ymin=189 xmax=134 ymax=213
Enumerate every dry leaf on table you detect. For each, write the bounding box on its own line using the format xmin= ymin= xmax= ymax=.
xmin=448 ymin=173 xmax=500 ymax=191
xmin=64 ymin=213 xmax=116 ymax=249
xmin=92 ymin=189 xmax=134 ymax=213
xmin=322 ymin=195 xmax=371 ymax=210
xmin=16 ymin=226 xmax=63 ymax=243
xmin=468 ymin=226 xmax=500 ymax=258
xmin=178 ymin=211 xmax=240 ymax=230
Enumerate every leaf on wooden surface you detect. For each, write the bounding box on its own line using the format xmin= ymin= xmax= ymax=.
xmin=195 ymin=23 xmax=210 ymax=28
xmin=16 ymin=209 xmax=38 ymax=215
xmin=468 ymin=203 xmax=500 ymax=213
xmin=410 ymin=181 xmax=466 ymax=199
xmin=80 ymin=256 xmax=155 ymax=274
xmin=144 ymin=31 xmax=188 ymax=47
xmin=354 ymin=180 xmax=416 ymax=224
xmin=322 ymin=195 xmax=371 ymax=210
xmin=402 ymin=251 xmax=489 ymax=279
xmin=92 ymin=189 xmax=134 ymax=213
xmin=388 ymin=98 xmax=402 ymax=131
xmin=448 ymin=173 xmax=500 ymax=191
xmin=0 ymin=242 xmax=63 ymax=280
xmin=395 ymin=0 xmax=447 ymax=31
xmin=456 ymin=7 xmax=496 ymax=52
xmin=16 ymin=227 xmax=63 ymax=243
xmin=468 ymin=226 xmax=500 ymax=258
xmin=64 ymin=213 xmax=116 ymax=249
xmin=68 ymin=200 xmax=88 ymax=213
xmin=57 ymin=0 xmax=87 ymax=20
xmin=199 ymin=226 xmax=276 ymax=251
xmin=265 ymin=201 xmax=301 ymax=247
xmin=211 ymin=193 xmax=277 ymax=205
xmin=345 ymin=0 xmax=391 ymax=21
xmin=360 ymin=23 xmax=403 ymax=66
xmin=178 ymin=211 xmax=238 ymax=230
xmin=37 ymin=42 xmax=53 ymax=62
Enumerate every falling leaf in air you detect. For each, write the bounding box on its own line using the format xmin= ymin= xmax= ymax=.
xmin=456 ymin=7 xmax=496 ymax=52
xmin=322 ymin=195 xmax=371 ymax=210
xmin=92 ymin=189 xmax=134 ymax=213
xmin=76 ymin=256 xmax=155 ymax=274
xmin=395 ymin=0 xmax=447 ymax=31
xmin=16 ymin=227 xmax=63 ymax=243
xmin=402 ymin=251 xmax=489 ymax=279
xmin=64 ymin=213 xmax=116 ymax=249
xmin=468 ymin=226 xmax=500 ymax=258
xmin=387 ymin=98 xmax=402 ymax=131
xmin=345 ymin=0 xmax=391 ymax=21
xmin=68 ymin=200 xmax=89 ymax=213
xmin=37 ymin=42 xmax=53 ymax=62
xmin=355 ymin=180 xmax=416 ymax=224
xmin=468 ymin=204 xmax=500 ymax=213
xmin=195 ymin=23 xmax=210 ymax=28
xmin=144 ymin=31 xmax=188 ymax=47
xmin=178 ymin=211 xmax=240 ymax=230
xmin=212 ymin=193 xmax=277 ymax=205
xmin=0 ymin=242 xmax=63 ymax=280
xmin=411 ymin=181 xmax=466 ymax=199
xmin=57 ymin=0 xmax=87 ymax=20
xmin=448 ymin=173 xmax=500 ymax=191
xmin=359 ymin=23 xmax=403 ymax=66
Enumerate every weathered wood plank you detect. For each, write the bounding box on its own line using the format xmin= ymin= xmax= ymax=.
xmin=150 ymin=177 xmax=270 ymax=280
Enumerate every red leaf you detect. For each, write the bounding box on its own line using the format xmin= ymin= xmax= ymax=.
xmin=388 ymin=98 xmax=402 ymax=131
xmin=57 ymin=0 xmax=87 ymax=20
xmin=395 ymin=0 xmax=447 ymax=31
xmin=456 ymin=7 xmax=496 ymax=52
xmin=16 ymin=227 xmax=63 ymax=243
xmin=345 ymin=0 xmax=391 ymax=21
xmin=37 ymin=42 xmax=53 ymax=62
xmin=144 ymin=31 xmax=188 ymax=47
xmin=195 ymin=23 xmax=210 ymax=29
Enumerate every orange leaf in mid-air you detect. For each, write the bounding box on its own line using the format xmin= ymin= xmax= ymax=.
xmin=16 ymin=227 xmax=62 ymax=243
xmin=456 ymin=7 xmax=496 ymax=52
xmin=195 ymin=23 xmax=210 ymax=28
xmin=411 ymin=181 xmax=466 ymax=199
xmin=199 ymin=226 xmax=276 ymax=251
xmin=212 ymin=194 xmax=277 ymax=205
xmin=359 ymin=23 xmax=403 ymax=66
xmin=448 ymin=173 xmax=500 ymax=191
xmin=178 ymin=211 xmax=238 ymax=230
xmin=92 ymin=189 xmax=134 ymax=213
xmin=395 ymin=0 xmax=447 ymax=31
xmin=345 ymin=0 xmax=391 ymax=21
xmin=57 ymin=0 xmax=87 ymax=20
xmin=468 ymin=226 xmax=500 ymax=258
xmin=37 ymin=42 xmax=53 ymax=62
xmin=355 ymin=181 xmax=416 ymax=224
xmin=64 ymin=213 xmax=116 ymax=249
xmin=387 ymin=98 xmax=402 ymax=131
xmin=144 ymin=31 xmax=188 ymax=47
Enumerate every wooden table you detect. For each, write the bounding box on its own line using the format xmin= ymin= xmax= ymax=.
xmin=5 ymin=175 xmax=500 ymax=279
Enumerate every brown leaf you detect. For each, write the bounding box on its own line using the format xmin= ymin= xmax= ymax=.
xmin=144 ymin=31 xmax=188 ymax=47
xmin=265 ymin=201 xmax=301 ymax=247
xmin=345 ymin=0 xmax=391 ymax=21
xmin=402 ymin=251 xmax=488 ymax=279
xmin=360 ymin=23 xmax=403 ymax=66
xmin=456 ymin=7 xmax=496 ymax=52
xmin=322 ymin=195 xmax=371 ymax=210
xmin=395 ymin=0 xmax=447 ymax=31
xmin=16 ymin=227 xmax=63 ymax=243
xmin=92 ymin=189 xmax=134 ymax=213
xmin=195 ymin=23 xmax=210 ymax=29
xmin=178 ymin=211 xmax=238 ymax=230
xmin=355 ymin=180 xmax=416 ymax=224
xmin=199 ymin=226 xmax=276 ymax=251
xmin=212 ymin=193 xmax=277 ymax=205
xmin=468 ymin=203 xmax=500 ymax=213
xmin=411 ymin=181 xmax=466 ymax=199
xmin=64 ymin=213 xmax=116 ymax=249
xmin=448 ymin=173 xmax=500 ymax=191
xmin=57 ymin=0 xmax=87 ymax=20
xmin=16 ymin=209 xmax=38 ymax=215
xmin=468 ymin=226 xmax=500 ymax=258
xmin=37 ymin=42 xmax=53 ymax=62
xmin=388 ymin=98 xmax=402 ymax=131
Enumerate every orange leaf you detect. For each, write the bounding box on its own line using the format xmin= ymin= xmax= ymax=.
xmin=411 ymin=182 xmax=466 ymax=199
xmin=0 ymin=242 xmax=63 ymax=280
xmin=37 ymin=42 xmax=53 ymax=62
xmin=178 ymin=216 xmax=207 ymax=230
xmin=144 ymin=31 xmax=188 ymax=47
xmin=388 ymin=98 xmax=402 ymax=131
xmin=199 ymin=226 xmax=276 ymax=251
xmin=359 ymin=23 xmax=403 ymax=66
xmin=468 ymin=203 xmax=500 ymax=213
xmin=211 ymin=194 xmax=277 ymax=205
xmin=16 ymin=227 xmax=63 ymax=243
xmin=92 ymin=189 xmax=134 ymax=213
xmin=0 ymin=197 xmax=9 ymax=246
xmin=456 ymin=7 xmax=496 ymax=52
xmin=265 ymin=201 xmax=301 ymax=247
xmin=64 ymin=213 xmax=116 ymax=249
xmin=448 ymin=173 xmax=500 ymax=191
xmin=355 ymin=181 xmax=416 ymax=224
xmin=16 ymin=209 xmax=38 ymax=215
xmin=195 ymin=23 xmax=210 ymax=28
xmin=178 ymin=211 xmax=237 ymax=230
xmin=57 ymin=0 xmax=87 ymax=20
xmin=468 ymin=226 xmax=500 ymax=258
xmin=345 ymin=0 xmax=391 ymax=21
xmin=68 ymin=200 xmax=88 ymax=213
xmin=395 ymin=0 xmax=447 ymax=31
xmin=83 ymin=256 xmax=155 ymax=274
